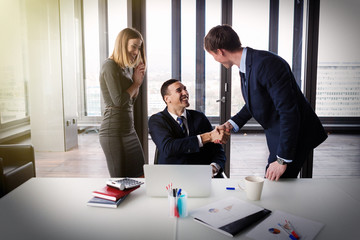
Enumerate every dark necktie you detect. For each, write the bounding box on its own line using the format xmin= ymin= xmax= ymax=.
xmin=240 ymin=72 xmax=248 ymax=103
xmin=240 ymin=72 xmax=246 ymax=87
xmin=177 ymin=116 xmax=188 ymax=136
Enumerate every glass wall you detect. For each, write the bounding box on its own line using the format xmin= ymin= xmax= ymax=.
xmin=316 ymin=0 xmax=360 ymax=117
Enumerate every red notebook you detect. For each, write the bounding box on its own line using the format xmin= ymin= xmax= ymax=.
xmin=92 ymin=185 xmax=140 ymax=201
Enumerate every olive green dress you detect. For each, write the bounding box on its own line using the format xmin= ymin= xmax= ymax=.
xmin=99 ymin=58 xmax=145 ymax=177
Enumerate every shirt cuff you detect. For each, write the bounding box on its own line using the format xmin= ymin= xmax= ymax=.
xmin=197 ymin=135 xmax=203 ymax=147
xmin=210 ymin=163 xmax=220 ymax=176
xmin=277 ymin=155 xmax=293 ymax=163
xmin=228 ymin=119 xmax=239 ymax=132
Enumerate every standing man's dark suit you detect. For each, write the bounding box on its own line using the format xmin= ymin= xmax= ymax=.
xmin=231 ymin=47 xmax=327 ymax=176
xmin=149 ymin=107 xmax=226 ymax=171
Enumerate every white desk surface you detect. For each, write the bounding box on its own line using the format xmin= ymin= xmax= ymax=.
xmin=0 ymin=178 xmax=359 ymax=240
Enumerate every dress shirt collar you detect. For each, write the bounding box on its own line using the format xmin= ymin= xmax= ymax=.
xmin=239 ymin=47 xmax=247 ymax=74
xmin=167 ymin=109 xmax=187 ymax=122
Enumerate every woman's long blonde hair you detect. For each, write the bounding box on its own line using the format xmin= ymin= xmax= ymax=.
xmin=110 ymin=28 xmax=146 ymax=69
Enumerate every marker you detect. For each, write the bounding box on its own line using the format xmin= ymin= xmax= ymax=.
xmin=285 ymin=220 xmax=300 ymax=239
xmin=278 ymin=223 xmax=297 ymax=240
xmin=226 ymin=187 xmax=236 ymax=190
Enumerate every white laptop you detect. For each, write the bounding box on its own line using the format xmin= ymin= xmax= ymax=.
xmin=143 ymin=164 xmax=212 ymax=197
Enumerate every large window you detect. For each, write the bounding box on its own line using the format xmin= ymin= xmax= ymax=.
xmin=0 ymin=0 xmax=29 ymax=128
xmin=82 ymin=0 xmax=101 ymax=117
xmin=204 ymin=0 xmax=221 ymax=118
xmin=146 ymin=0 xmax=172 ymax=116
xmin=231 ymin=0 xmax=269 ymax=116
xmin=80 ymin=0 xmax=127 ymax=120
xmin=181 ymin=0 xmax=196 ymax=109
xmin=107 ymin=0 xmax=127 ymax=57
xmin=316 ymin=0 xmax=360 ymax=117
xmin=278 ymin=0 xmax=295 ymax=67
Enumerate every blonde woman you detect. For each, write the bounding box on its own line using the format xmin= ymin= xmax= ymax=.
xmin=99 ymin=28 xmax=146 ymax=177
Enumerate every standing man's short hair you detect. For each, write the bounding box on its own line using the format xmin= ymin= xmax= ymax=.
xmin=204 ymin=24 xmax=242 ymax=52
xmin=160 ymin=79 xmax=180 ymax=102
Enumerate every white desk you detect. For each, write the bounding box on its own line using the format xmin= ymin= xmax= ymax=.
xmin=0 ymin=178 xmax=359 ymax=240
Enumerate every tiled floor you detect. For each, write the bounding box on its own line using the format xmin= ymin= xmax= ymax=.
xmin=15 ymin=131 xmax=360 ymax=179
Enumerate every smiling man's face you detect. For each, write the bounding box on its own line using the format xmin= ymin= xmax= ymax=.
xmin=164 ymin=81 xmax=190 ymax=111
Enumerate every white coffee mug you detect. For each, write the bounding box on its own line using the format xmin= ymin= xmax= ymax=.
xmin=238 ymin=176 xmax=265 ymax=201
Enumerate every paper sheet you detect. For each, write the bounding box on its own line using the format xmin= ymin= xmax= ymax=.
xmin=190 ymin=197 xmax=263 ymax=228
xmin=246 ymin=210 xmax=324 ymax=240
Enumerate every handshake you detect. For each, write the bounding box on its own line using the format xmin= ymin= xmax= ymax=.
xmin=200 ymin=122 xmax=233 ymax=145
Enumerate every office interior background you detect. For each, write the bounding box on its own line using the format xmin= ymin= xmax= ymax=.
xmin=0 ymin=0 xmax=359 ymax=178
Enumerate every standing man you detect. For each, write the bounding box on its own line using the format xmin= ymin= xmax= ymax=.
xmin=148 ymin=79 xmax=227 ymax=177
xmin=204 ymin=24 xmax=327 ymax=180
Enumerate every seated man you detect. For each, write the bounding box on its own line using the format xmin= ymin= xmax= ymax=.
xmin=148 ymin=79 xmax=227 ymax=177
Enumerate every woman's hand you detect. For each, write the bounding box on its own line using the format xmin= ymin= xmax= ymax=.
xmin=133 ymin=63 xmax=146 ymax=87
xmin=127 ymin=63 xmax=146 ymax=98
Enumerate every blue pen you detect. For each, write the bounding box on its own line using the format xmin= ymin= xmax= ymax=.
xmin=177 ymin=188 xmax=182 ymax=196
xmin=278 ymin=223 xmax=297 ymax=240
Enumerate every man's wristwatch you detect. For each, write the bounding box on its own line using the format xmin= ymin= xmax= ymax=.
xmin=276 ymin=157 xmax=287 ymax=165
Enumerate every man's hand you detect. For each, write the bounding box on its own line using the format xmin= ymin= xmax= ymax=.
xmin=200 ymin=122 xmax=232 ymax=144
xmin=212 ymin=127 xmax=230 ymax=144
xmin=209 ymin=128 xmax=225 ymax=144
xmin=201 ymin=128 xmax=225 ymax=144
xmin=213 ymin=122 xmax=232 ymax=144
xmin=265 ymin=161 xmax=287 ymax=181
xmin=219 ymin=121 xmax=233 ymax=131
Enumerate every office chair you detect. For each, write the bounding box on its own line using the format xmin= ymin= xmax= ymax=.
xmin=153 ymin=147 xmax=159 ymax=164
xmin=0 ymin=144 xmax=36 ymax=197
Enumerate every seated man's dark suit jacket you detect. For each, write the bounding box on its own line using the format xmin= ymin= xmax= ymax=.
xmin=148 ymin=108 xmax=226 ymax=171
xmin=232 ymin=47 xmax=327 ymax=176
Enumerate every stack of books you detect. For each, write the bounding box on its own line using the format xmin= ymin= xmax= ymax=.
xmin=87 ymin=184 xmax=140 ymax=208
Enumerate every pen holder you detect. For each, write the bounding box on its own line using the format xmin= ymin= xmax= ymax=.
xmin=168 ymin=191 xmax=187 ymax=218
xmin=177 ymin=192 xmax=187 ymax=218
xmin=168 ymin=194 xmax=176 ymax=217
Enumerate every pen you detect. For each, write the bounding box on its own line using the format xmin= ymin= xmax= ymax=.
xmin=173 ymin=188 xmax=179 ymax=217
xmin=177 ymin=188 xmax=182 ymax=196
xmin=285 ymin=220 xmax=300 ymax=239
xmin=278 ymin=223 xmax=297 ymax=240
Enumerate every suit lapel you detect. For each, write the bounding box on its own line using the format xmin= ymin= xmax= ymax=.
xmin=162 ymin=108 xmax=186 ymax=137
xmin=244 ymin=48 xmax=253 ymax=114
xmin=185 ymin=110 xmax=195 ymax=136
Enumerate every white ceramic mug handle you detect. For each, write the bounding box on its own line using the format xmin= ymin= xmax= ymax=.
xmin=238 ymin=180 xmax=245 ymax=191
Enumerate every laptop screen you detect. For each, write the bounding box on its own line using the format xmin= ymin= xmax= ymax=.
xmin=143 ymin=164 xmax=212 ymax=197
